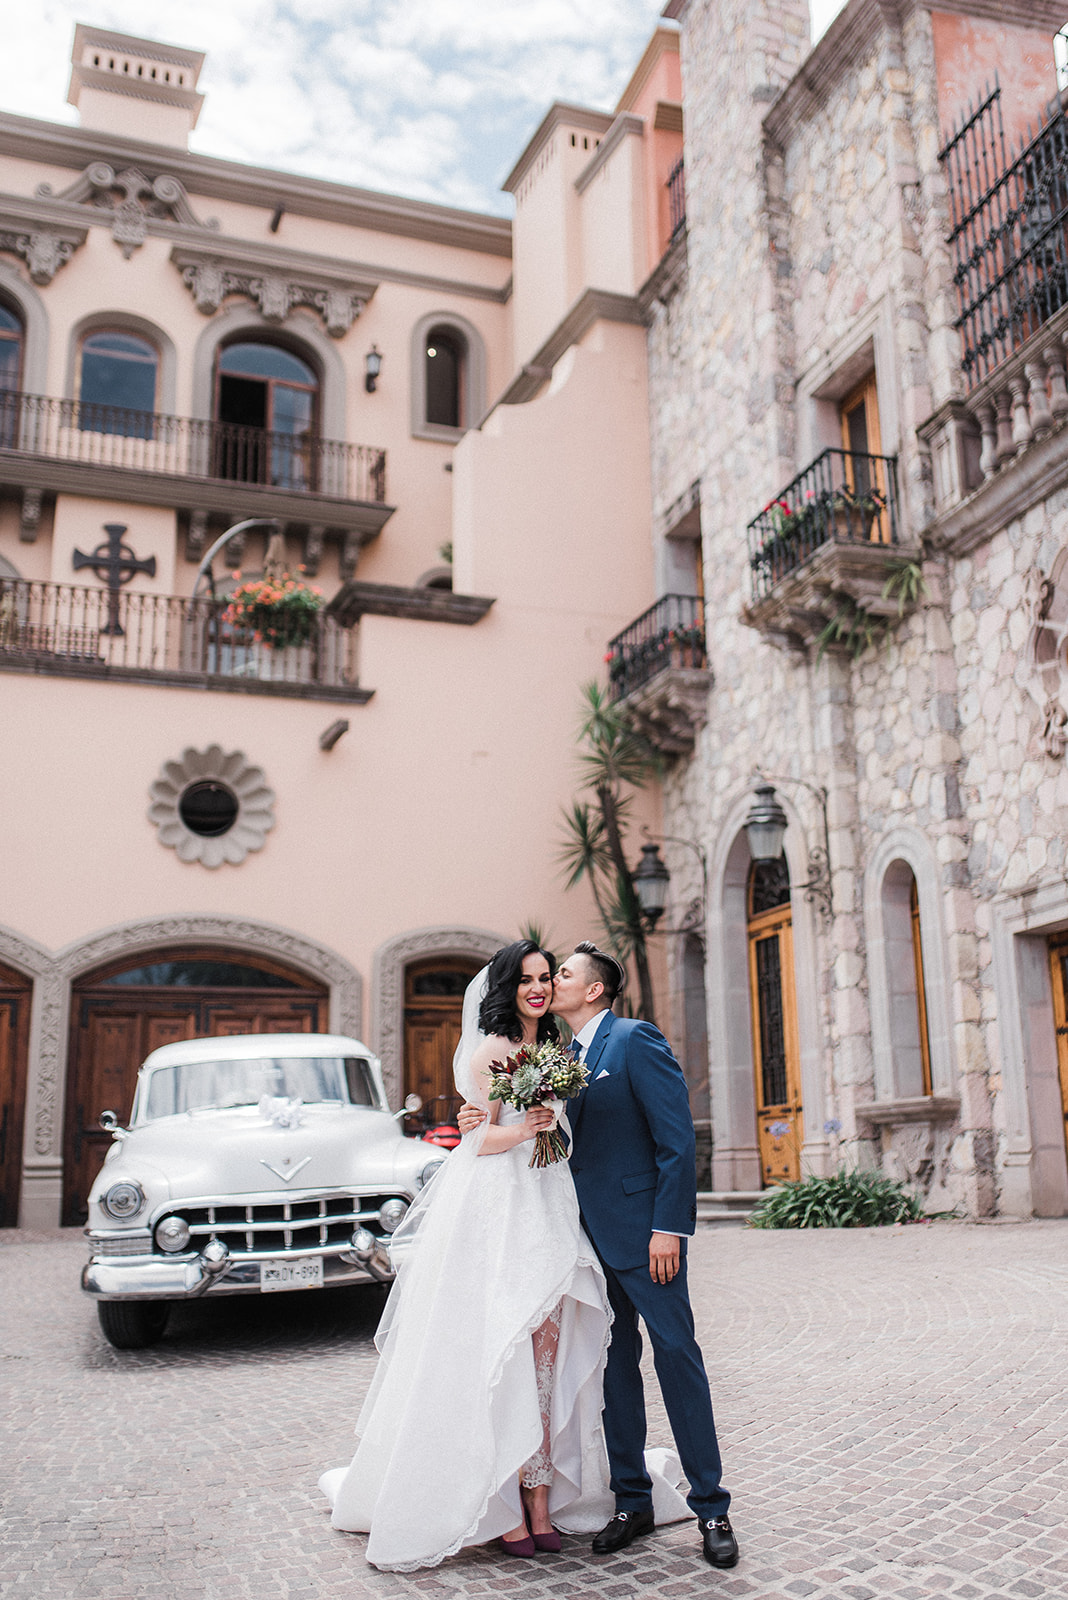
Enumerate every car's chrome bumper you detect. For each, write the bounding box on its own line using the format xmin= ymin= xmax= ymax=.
xmin=82 ymin=1237 xmax=395 ymax=1301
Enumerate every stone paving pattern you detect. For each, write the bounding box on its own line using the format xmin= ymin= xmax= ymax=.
xmin=2 ymin=1219 xmax=1066 ymax=1599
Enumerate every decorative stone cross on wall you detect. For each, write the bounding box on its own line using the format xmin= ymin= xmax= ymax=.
xmin=72 ymin=523 xmax=156 ymax=636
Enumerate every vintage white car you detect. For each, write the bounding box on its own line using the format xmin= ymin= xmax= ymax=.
xmin=82 ymin=1032 xmax=446 ymax=1348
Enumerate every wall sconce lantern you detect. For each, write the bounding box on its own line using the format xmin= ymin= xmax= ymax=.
xmin=364 ymin=345 xmax=383 ymax=393
xmin=744 ymin=775 xmax=833 ymax=919
xmin=743 ymin=783 xmax=789 ymax=863
xmin=633 ymin=840 xmax=671 ymax=927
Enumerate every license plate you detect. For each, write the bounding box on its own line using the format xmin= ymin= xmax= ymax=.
xmin=260 ymin=1256 xmax=324 ymax=1293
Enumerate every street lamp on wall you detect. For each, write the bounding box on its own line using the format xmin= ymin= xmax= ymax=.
xmin=364 ymin=345 xmax=383 ymax=393
xmin=744 ymin=774 xmax=833 ymax=920
xmin=633 ymin=841 xmax=671 ymax=927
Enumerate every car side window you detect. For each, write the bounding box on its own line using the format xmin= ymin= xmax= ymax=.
xmin=345 ymin=1058 xmax=374 ymax=1106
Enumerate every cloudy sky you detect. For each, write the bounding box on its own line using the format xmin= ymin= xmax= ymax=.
xmin=1 ymin=1 xmax=848 ymax=216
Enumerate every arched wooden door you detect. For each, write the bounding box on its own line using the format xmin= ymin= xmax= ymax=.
xmin=0 ymin=961 xmax=31 ymax=1227
xmin=747 ymin=858 xmax=804 ymax=1185
xmin=63 ymin=949 xmax=328 ymax=1225
xmin=403 ymin=958 xmax=481 ymax=1120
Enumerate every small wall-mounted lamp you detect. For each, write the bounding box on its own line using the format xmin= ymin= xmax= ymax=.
xmin=744 ymin=774 xmax=833 ymax=920
xmin=365 ymin=345 xmax=383 ymax=393
xmin=632 ymin=841 xmax=671 ymax=928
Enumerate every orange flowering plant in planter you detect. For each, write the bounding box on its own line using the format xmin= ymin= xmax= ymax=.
xmin=222 ymin=571 xmax=324 ymax=648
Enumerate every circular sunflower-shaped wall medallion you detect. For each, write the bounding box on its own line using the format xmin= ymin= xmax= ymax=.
xmin=148 ymin=746 xmax=275 ymax=867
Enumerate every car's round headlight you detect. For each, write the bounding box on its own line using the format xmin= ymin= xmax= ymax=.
xmin=419 ymin=1158 xmax=446 ymax=1189
xmin=155 ymin=1215 xmax=191 ymax=1253
xmin=377 ymin=1198 xmax=409 ymax=1234
xmin=101 ymin=1181 xmax=146 ymax=1220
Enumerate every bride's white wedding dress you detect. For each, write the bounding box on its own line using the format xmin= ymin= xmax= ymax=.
xmin=319 ymin=1101 xmax=688 ymax=1570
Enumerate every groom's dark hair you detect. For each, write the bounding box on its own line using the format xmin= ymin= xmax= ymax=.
xmin=573 ymin=941 xmax=625 ymax=1005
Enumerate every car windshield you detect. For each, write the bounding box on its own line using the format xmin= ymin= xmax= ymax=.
xmin=141 ymin=1056 xmax=378 ymax=1120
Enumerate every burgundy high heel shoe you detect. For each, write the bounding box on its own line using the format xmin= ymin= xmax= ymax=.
xmin=500 ymin=1531 xmax=536 ymax=1557
xmin=531 ymin=1529 xmax=561 ymax=1553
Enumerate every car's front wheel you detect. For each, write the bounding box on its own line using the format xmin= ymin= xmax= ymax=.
xmin=97 ymin=1300 xmax=171 ymax=1349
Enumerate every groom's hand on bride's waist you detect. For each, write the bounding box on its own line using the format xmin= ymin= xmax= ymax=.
xmin=457 ymin=1101 xmax=487 ymax=1134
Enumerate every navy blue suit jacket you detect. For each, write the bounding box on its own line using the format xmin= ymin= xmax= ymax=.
xmin=568 ymin=1010 xmax=697 ymax=1271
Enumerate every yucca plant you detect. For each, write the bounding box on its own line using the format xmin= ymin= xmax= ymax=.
xmin=748 ymin=1168 xmax=923 ymax=1229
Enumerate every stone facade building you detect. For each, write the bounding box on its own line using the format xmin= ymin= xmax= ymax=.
xmin=607 ymin=0 xmax=1068 ymax=1217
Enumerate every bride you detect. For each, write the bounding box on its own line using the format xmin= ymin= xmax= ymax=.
xmin=320 ymin=939 xmax=687 ymax=1570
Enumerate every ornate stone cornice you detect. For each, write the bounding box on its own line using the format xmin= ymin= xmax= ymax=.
xmin=172 ymin=242 xmax=376 ymax=337
xmin=36 ymin=160 xmax=216 ymax=258
xmin=0 ymin=212 xmax=85 ymax=284
xmin=0 ymin=112 xmax=513 ymax=259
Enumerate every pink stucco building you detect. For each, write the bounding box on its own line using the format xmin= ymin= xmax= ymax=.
xmin=0 ymin=23 xmax=682 ymax=1227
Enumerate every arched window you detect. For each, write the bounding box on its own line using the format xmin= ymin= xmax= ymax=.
xmin=747 ymin=855 xmax=803 ymax=1185
xmin=78 ymin=330 xmax=158 ymax=437
xmin=0 ymin=302 xmax=22 ymax=448
xmin=213 ymin=341 xmax=319 ymax=489
xmin=0 ymin=302 xmax=23 ymax=391
xmin=880 ymin=862 xmax=932 ymax=1098
xmin=424 ymin=325 xmax=464 ymax=429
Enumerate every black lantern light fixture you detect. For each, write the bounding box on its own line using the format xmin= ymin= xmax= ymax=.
xmin=364 ymin=345 xmax=383 ymax=393
xmin=744 ymin=774 xmax=833 ymax=919
xmin=632 ymin=840 xmax=671 ymax=927
xmin=743 ymin=783 xmax=789 ymax=863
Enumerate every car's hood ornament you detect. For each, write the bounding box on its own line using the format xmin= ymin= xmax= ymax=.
xmin=259 ymin=1154 xmax=312 ymax=1183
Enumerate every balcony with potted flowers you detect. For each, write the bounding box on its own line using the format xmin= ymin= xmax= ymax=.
xmin=743 ymin=448 xmax=921 ymax=652
xmin=605 ymin=592 xmax=711 ymax=755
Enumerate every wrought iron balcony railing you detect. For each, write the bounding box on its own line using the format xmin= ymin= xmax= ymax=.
xmin=0 ymin=579 xmax=362 ymax=697
xmin=0 ymin=390 xmax=387 ymax=503
xmin=606 ymin=593 xmax=706 ymax=700
xmin=667 ymin=157 xmax=686 ymax=241
xmin=941 ymin=81 xmax=1068 ymax=386
xmin=747 ymin=448 xmax=900 ymax=600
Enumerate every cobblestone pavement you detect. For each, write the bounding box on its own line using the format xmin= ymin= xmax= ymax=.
xmin=2 ymin=1219 xmax=1067 ymax=1600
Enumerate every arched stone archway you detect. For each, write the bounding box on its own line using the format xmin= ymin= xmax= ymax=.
xmin=706 ymin=790 xmax=827 ymax=1191
xmin=372 ymin=926 xmax=507 ymax=1109
xmin=11 ymin=913 xmax=361 ymax=1226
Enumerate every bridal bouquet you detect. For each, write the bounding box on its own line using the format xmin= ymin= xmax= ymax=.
xmin=487 ymin=1039 xmax=589 ymax=1167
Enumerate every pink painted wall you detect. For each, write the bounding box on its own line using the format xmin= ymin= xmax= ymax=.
xmin=932 ymin=12 xmax=1058 ymax=150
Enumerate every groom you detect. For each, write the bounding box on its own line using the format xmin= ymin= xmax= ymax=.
xmin=462 ymin=941 xmax=737 ymax=1568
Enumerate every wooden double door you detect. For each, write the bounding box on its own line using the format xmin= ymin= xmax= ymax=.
xmin=0 ymin=961 xmax=31 ymax=1227
xmin=403 ymin=958 xmax=481 ymax=1121
xmin=747 ymin=859 xmax=804 ymax=1185
xmin=63 ymin=949 xmax=327 ymax=1225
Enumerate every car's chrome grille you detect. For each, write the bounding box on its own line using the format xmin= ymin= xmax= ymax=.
xmin=155 ymin=1194 xmax=402 ymax=1255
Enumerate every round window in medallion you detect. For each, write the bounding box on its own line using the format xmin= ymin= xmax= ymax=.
xmin=148 ymin=745 xmax=275 ymax=868
xmin=178 ymin=780 xmax=239 ymax=837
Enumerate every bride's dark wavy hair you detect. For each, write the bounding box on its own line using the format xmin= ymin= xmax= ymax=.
xmin=478 ymin=939 xmax=560 ymax=1045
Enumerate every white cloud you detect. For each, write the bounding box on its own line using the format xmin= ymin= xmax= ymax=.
xmin=0 ymin=2 xmax=845 ymax=214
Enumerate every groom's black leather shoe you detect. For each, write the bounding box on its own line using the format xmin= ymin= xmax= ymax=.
xmin=592 ymin=1508 xmax=655 ymax=1554
xmin=699 ymin=1515 xmax=739 ymax=1568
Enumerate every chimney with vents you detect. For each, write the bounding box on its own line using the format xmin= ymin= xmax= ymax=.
xmin=67 ymin=23 xmax=206 ymax=148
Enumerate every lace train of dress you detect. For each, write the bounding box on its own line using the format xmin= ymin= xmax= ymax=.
xmin=319 ymin=1108 xmax=688 ymax=1570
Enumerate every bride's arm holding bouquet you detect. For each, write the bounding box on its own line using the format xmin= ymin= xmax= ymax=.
xmin=465 ymin=1035 xmax=555 ymax=1155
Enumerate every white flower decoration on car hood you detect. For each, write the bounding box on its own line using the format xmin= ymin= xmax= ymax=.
xmin=258 ymin=1095 xmax=305 ymax=1129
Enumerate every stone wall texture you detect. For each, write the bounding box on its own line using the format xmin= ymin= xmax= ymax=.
xmin=646 ymin=0 xmax=1068 ymax=1216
